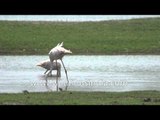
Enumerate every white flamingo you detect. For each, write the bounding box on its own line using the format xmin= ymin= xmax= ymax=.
xmin=47 ymin=42 xmax=72 ymax=91
xmin=36 ymin=60 xmax=61 ymax=77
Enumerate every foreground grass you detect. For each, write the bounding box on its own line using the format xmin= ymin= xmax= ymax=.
xmin=0 ymin=91 xmax=160 ymax=105
xmin=0 ymin=18 xmax=160 ymax=55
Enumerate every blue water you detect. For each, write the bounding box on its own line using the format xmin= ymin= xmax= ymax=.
xmin=0 ymin=15 xmax=160 ymax=21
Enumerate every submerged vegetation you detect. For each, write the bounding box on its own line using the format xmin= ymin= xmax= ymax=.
xmin=0 ymin=18 xmax=160 ymax=55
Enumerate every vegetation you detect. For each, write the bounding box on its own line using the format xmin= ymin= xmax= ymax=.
xmin=0 ymin=91 xmax=160 ymax=105
xmin=0 ymin=18 xmax=160 ymax=55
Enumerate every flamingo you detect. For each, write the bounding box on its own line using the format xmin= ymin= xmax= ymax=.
xmin=36 ymin=60 xmax=61 ymax=77
xmin=47 ymin=42 xmax=72 ymax=91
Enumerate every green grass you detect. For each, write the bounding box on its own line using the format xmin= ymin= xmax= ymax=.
xmin=0 ymin=91 xmax=160 ymax=105
xmin=0 ymin=18 xmax=160 ymax=55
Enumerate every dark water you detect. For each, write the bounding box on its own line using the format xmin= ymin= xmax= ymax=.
xmin=0 ymin=55 xmax=160 ymax=93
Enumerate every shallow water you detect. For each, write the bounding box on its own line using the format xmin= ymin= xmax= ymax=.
xmin=0 ymin=55 xmax=160 ymax=93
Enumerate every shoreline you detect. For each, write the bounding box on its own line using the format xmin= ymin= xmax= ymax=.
xmin=1 ymin=52 xmax=160 ymax=55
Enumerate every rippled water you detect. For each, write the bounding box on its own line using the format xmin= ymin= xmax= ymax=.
xmin=0 ymin=55 xmax=160 ymax=93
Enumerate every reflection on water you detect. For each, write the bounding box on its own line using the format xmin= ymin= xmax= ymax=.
xmin=0 ymin=55 xmax=160 ymax=93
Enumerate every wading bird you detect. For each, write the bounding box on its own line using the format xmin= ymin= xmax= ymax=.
xmin=47 ymin=42 xmax=72 ymax=91
xmin=36 ymin=60 xmax=61 ymax=77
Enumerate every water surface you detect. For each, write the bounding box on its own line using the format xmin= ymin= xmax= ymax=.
xmin=0 ymin=15 xmax=160 ymax=21
xmin=0 ymin=55 xmax=160 ymax=93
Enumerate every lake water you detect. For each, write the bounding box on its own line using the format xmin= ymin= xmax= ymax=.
xmin=0 ymin=15 xmax=160 ymax=21
xmin=0 ymin=55 xmax=160 ymax=93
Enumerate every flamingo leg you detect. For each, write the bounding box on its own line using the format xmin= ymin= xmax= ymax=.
xmin=44 ymin=70 xmax=48 ymax=74
xmin=55 ymin=60 xmax=58 ymax=91
xmin=58 ymin=67 xmax=61 ymax=77
xmin=60 ymin=59 xmax=69 ymax=90
xmin=45 ymin=76 xmax=52 ymax=92
xmin=49 ymin=60 xmax=53 ymax=74
xmin=46 ymin=60 xmax=53 ymax=79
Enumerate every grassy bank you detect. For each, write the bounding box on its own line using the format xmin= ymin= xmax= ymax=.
xmin=0 ymin=18 xmax=160 ymax=55
xmin=0 ymin=91 xmax=160 ymax=105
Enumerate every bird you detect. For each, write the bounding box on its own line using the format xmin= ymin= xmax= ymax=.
xmin=47 ymin=42 xmax=72 ymax=91
xmin=59 ymin=88 xmax=63 ymax=91
xmin=22 ymin=90 xmax=29 ymax=94
xmin=36 ymin=60 xmax=61 ymax=77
